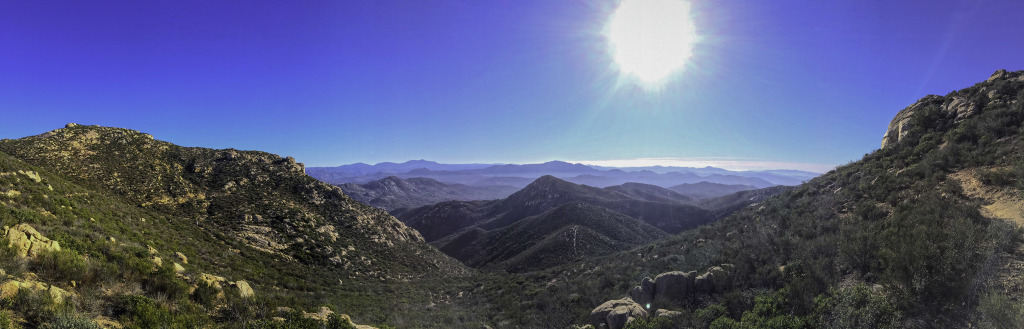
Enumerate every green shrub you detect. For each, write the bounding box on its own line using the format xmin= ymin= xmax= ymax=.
xmin=977 ymin=293 xmax=1024 ymax=329
xmin=40 ymin=314 xmax=101 ymax=329
xmin=0 ymin=310 xmax=21 ymax=329
xmin=142 ymin=263 xmax=189 ymax=301
xmin=813 ymin=285 xmax=901 ymax=329
xmin=191 ymin=280 xmax=220 ymax=308
xmin=31 ymin=249 xmax=89 ymax=284
xmin=623 ymin=316 xmax=675 ymax=329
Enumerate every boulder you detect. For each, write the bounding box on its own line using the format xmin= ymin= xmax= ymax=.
xmin=175 ymin=252 xmax=188 ymax=264
xmin=653 ymin=271 xmax=694 ymax=304
xmin=0 ymin=279 xmax=70 ymax=304
xmin=629 ymin=277 xmax=655 ymax=308
xmin=589 ymin=298 xmax=648 ymax=329
xmin=4 ymin=224 xmax=61 ymax=258
xmin=655 ymin=309 xmax=683 ymax=319
xmin=151 ymin=256 xmax=162 ymax=267
xmin=303 ymin=306 xmax=334 ymax=321
xmin=232 ymin=280 xmax=254 ymax=298
xmin=693 ymin=265 xmax=732 ymax=294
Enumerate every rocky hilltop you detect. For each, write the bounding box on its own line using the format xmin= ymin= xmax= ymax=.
xmin=0 ymin=124 xmax=468 ymax=328
xmin=881 ymin=69 xmax=1024 ymax=148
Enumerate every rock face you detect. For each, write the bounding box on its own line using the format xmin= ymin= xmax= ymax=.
xmin=653 ymin=271 xmax=695 ymax=303
xmin=589 ymin=298 xmax=648 ymax=329
xmin=882 ymin=70 xmax=1024 ymax=148
xmin=4 ymin=224 xmax=60 ymax=258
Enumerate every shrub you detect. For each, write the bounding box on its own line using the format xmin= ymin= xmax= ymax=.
xmin=142 ymin=263 xmax=189 ymax=301
xmin=40 ymin=314 xmax=100 ymax=329
xmin=977 ymin=293 xmax=1024 ymax=329
xmin=191 ymin=280 xmax=220 ymax=308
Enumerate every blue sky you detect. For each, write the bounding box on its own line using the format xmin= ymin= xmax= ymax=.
xmin=2 ymin=0 xmax=1022 ymax=171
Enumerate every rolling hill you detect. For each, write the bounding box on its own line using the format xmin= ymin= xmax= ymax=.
xmin=336 ymin=176 xmax=517 ymax=212
xmin=0 ymin=124 xmax=469 ymax=328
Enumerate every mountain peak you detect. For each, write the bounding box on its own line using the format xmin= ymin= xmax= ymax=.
xmin=882 ymin=69 xmax=1024 ymax=149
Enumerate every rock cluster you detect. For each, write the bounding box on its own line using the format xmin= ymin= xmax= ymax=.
xmin=193 ymin=273 xmax=254 ymax=299
xmin=0 ymin=279 xmax=71 ymax=304
xmin=589 ymin=298 xmax=648 ymax=329
xmin=588 ymin=264 xmax=735 ymax=329
xmin=4 ymin=224 xmax=61 ymax=258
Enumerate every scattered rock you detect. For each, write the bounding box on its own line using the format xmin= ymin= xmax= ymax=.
xmin=147 ymin=245 xmax=158 ymax=255
xmin=173 ymin=262 xmax=185 ymax=273
xmin=152 ymin=256 xmax=162 ymax=267
xmin=107 ymin=237 xmax=116 ymax=243
xmin=589 ymin=298 xmax=648 ymax=329
xmin=4 ymin=224 xmax=61 ymax=258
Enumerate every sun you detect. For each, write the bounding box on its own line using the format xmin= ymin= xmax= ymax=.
xmin=607 ymin=0 xmax=697 ymax=86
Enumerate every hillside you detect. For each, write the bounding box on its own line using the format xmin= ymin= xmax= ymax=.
xmin=455 ymin=70 xmax=1024 ymax=328
xmin=604 ymin=182 xmax=693 ymax=204
xmin=336 ymin=176 xmax=517 ymax=212
xmin=397 ymin=176 xmax=718 ymax=247
xmin=668 ymin=181 xmax=758 ymax=199
xmin=0 ymin=124 xmax=470 ymax=328
xmin=439 ymin=202 xmax=667 ymax=272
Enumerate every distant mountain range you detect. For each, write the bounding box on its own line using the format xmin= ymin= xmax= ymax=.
xmin=337 ymin=176 xmax=518 ymax=212
xmin=307 ymin=160 xmax=820 ymax=188
xmin=395 ymin=175 xmax=789 ymax=272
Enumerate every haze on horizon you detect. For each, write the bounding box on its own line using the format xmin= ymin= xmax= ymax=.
xmin=2 ymin=0 xmax=1023 ymax=171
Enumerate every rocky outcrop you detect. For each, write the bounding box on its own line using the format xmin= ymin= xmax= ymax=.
xmin=591 ymin=263 xmax=736 ymax=328
xmin=0 ymin=279 xmax=71 ymax=304
xmin=652 ymin=271 xmax=695 ymax=303
xmin=589 ymin=298 xmax=648 ymax=329
xmin=4 ymin=224 xmax=60 ymax=258
xmin=628 ymin=277 xmax=655 ymax=308
xmin=882 ymin=70 xmax=1024 ymax=148
xmin=693 ymin=265 xmax=733 ymax=294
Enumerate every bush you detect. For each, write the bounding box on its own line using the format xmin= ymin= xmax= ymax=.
xmin=31 ymin=249 xmax=89 ymax=284
xmin=977 ymin=293 xmax=1024 ymax=329
xmin=142 ymin=263 xmax=189 ymax=301
xmin=191 ymin=280 xmax=220 ymax=308
xmin=813 ymin=285 xmax=901 ymax=329
xmin=40 ymin=314 xmax=100 ymax=329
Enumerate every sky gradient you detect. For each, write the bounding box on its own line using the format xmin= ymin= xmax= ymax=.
xmin=2 ymin=0 xmax=1023 ymax=170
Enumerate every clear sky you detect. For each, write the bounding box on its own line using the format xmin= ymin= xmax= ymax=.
xmin=2 ymin=0 xmax=1022 ymax=171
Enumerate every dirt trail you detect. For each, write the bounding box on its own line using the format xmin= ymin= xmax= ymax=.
xmin=951 ymin=169 xmax=1024 ymax=226
xmin=952 ymin=169 xmax=1024 ymax=300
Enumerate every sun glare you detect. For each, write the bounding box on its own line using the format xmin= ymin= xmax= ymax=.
xmin=607 ymin=0 xmax=697 ymax=87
